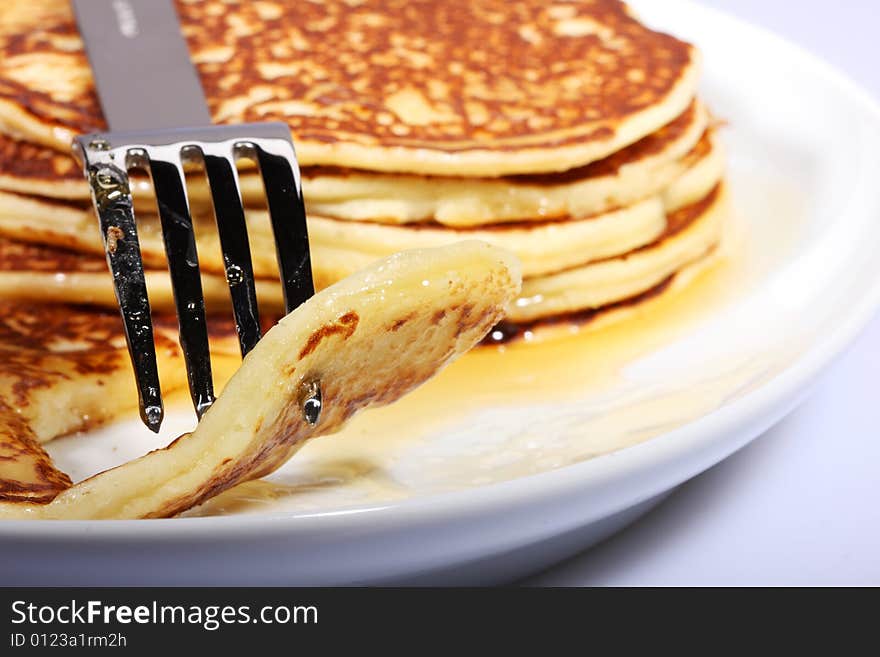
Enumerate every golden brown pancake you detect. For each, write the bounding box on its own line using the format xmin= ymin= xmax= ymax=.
xmin=0 ymin=130 xmax=273 ymax=208
xmin=0 ymin=126 xmax=724 ymax=298
xmin=0 ymin=101 xmax=708 ymax=231
xmin=507 ymin=183 xmax=726 ymax=323
xmin=0 ymin=299 xmax=252 ymax=504
xmin=298 ymin=102 xmax=711 ymax=225
xmin=0 ymin=301 xmax=221 ymax=503
xmin=303 ymin=130 xmax=724 ymax=278
xmin=0 ymin=132 xmax=82 ymax=199
xmin=0 ymin=236 xmax=289 ymax=315
xmin=0 ymin=235 xmax=105 ymax=273
xmin=0 ymin=179 xmax=724 ymax=328
xmin=0 ymin=409 xmax=70 ymax=504
xmin=0 ymin=0 xmax=699 ymax=176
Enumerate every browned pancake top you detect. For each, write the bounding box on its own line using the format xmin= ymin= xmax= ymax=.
xmin=0 ymin=0 xmax=694 ymax=154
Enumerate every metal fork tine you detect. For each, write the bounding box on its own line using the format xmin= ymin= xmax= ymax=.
xmin=252 ymin=143 xmax=314 ymax=313
xmin=76 ymin=124 xmax=316 ymax=431
xmin=148 ymin=155 xmax=215 ymax=418
xmin=201 ymin=148 xmax=261 ymax=357
xmin=83 ymin=158 xmax=164 ymax=433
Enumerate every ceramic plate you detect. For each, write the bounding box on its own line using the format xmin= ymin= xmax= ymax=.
xmin=3 ymin=0 xmax=880 ymax=585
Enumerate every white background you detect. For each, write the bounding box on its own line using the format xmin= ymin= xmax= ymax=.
xmin=525 ymin=0 xmax=880 ymax=586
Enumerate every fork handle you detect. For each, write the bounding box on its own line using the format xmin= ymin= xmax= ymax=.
xmin=71 ymin=0 xmax=212 ymax=131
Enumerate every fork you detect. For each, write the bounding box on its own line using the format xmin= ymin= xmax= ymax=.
xmin=70 ymin=0 xmax=316 ymax=432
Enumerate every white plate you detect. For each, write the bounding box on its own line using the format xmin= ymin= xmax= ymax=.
xmin=3 ymin=0 xmax=880 ymax=585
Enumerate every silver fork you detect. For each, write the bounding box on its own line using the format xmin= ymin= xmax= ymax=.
xmin=70 ymin=0 xmax=316 ymax=432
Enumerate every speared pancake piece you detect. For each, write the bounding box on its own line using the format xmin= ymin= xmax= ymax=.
xmin=0 ymin=0 xmax=698 ymax=175
xmin=0 ymin=241 xmax=521 ymax=518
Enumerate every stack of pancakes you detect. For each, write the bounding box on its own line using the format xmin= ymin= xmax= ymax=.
xmin=0 ymin=0 xmax=726 ymax=341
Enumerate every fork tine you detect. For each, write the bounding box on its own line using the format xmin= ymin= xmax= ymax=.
xmin=252 ymin=142 xmax=314 ymax=313
xmin=148 ymin=154 xmax=215 ymax=418
xmin=84 ymin=159 xmax=164 ymax=432
xmin=76 ymin=125 xmax=316 ymax=430
xmin=201 ymin=148 xmax=261 ymax=357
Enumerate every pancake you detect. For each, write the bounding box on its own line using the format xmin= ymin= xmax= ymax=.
xmin=0 ymin=102 xmax=709 ymax=232
xmin=661 ymin=127 xmax=723 ymax=209
xmin=0 ymin=179 xmax=724 ymax=331
xmin=0 ymin=236 xmax=287 ymax=314
xmin=0 ymin=187 xmax=664 ymax=282
xmin=507 ymin=183 xmax=727 ymax=323
xmin=0 ymin=301 xmax=244 ymax=503
xmin=0 ymin=241 xmax=521 ymax=517
xmin=0 ymin=408 xmax=69 ymax=503
xmin=484 ymin=243 xmax=723 ymax=344
xmin=302 ymin=103 xmax=709 ymax=225
xmin=0 ymin=0 xmax=699 ymax=176
xmin=305 ymin=130 xmax=724 ymax=279
xmin=0 ymin=131 xmax=269 ymax=205
xmin=0 ymin=132 xmax=84 ymax=200
xmin=0 ymin=128 xmax=724 ymax=294
xmin=0 ymin=190 xmax=318 ymax=290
